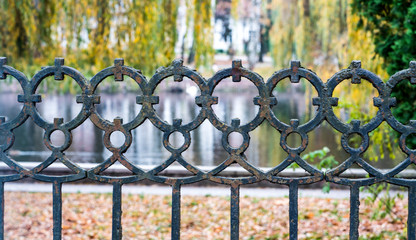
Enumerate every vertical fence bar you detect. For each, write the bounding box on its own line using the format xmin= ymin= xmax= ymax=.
xmin=349 ymin=184 xmax=360 ymax=240
xmin=409 ymin=186 xmax=416 ymax=240
xmin=112 ymin=182 xmax=122 ymax=240
xmin=171 ymin=183 xmax=181 ymax=240
xmin=52 ymin=181 xmax=62 ymax=240
xmin=289 ymin=182 xmax=298 ymax=240
xmin=230 ymin=184 xmax=240 ymax=240
xmin=0 ymin=182 xmax=4 ymax=240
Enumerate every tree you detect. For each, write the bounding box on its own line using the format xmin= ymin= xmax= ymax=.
xmin=351 ymin=0 xmax=416 ymax=146
xmin=0 ymin=0 xmax=214 ymax=80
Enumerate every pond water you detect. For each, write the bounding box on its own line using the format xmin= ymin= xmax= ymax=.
xmin=0 ymin=84 xmax=406 ymax=169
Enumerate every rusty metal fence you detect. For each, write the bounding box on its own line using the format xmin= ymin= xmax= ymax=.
xmin=0 ymin=57 xmax=416 ymax=239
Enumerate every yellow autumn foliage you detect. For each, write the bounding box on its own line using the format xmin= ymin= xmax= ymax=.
xmin=268 ymin=0 xmax=395 ymax=161
xmin=0 ymin=0 xmax=213 ymax=80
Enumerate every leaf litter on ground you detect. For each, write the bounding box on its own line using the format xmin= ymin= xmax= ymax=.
xmin=4 ymin=191 xmax=408 ymax=239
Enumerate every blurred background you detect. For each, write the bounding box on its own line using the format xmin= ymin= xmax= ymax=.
xmin=0 ymin=0 xmax=415 ymax=170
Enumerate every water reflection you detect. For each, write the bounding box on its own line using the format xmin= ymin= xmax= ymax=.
xmin=0 ymin=90 xmax=404 ymax=169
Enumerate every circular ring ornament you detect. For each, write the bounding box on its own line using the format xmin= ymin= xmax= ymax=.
xmin=266 ymin=60 xmax=325 ymax=133
xmin=89 ymin=58 xmax=147 ymax=131
xmin=325 ymin=61 xmax=385 ymax=134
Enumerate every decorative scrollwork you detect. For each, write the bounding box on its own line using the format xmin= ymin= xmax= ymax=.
xmin=0 ymin=57 xmax=415 ymax=187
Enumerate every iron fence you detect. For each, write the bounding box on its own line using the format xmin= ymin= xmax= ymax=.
xmin=0 ymin=57 xmax=415 ymax=239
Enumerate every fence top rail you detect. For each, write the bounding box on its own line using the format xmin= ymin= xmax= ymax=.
xmin=2 ymin=162 xmax=416 ymax=179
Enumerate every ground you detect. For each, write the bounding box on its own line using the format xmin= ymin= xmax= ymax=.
xmin=4 ymin=192 xmax=408 ymax=239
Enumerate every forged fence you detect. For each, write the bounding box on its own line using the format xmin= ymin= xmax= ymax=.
xmin=0 ymin=56 xmax=415 ymax=240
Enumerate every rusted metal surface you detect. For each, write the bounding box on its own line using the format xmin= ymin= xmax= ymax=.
xmin=0 ymin=57 xmax=415 ymax=239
